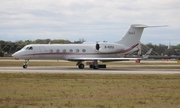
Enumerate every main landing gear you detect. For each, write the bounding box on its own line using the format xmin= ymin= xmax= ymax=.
xmin=92 ymin=60 xmax=99 ymax=69
xmin=89 ymin=60 xmax=106 ymax=69
xmin=77 ymin=60 xmax=103 ymax=69
xmin=23 ymin=59 xmax=29 ymax=69
xmin=76 ymin=61 xmax=84 ymax=69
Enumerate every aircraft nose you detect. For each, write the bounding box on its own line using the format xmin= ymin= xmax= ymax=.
xmin=12 ymin=52 xmax=18 ymax=57
xmin=12 ymin=51 xmax=21 ymax=58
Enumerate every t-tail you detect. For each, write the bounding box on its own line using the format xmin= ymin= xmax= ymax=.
xmin=116 ymin=24 xmax=168 ymax=47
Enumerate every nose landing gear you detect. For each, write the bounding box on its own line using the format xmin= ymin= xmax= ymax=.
xmin=23 ymin=59 xmax=29 ymax=69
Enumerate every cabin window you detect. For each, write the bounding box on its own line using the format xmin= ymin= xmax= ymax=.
xmin=63 ymin=49 xmax=66 ymax=53
xmin=76 ymin=49 xmax=79 ymax=53
xmin=82 ymin=49 xmax=86 ymax=52
xmin=56 ymin=49 xmax=60 ymax=53
xmin=50 ymin=49 xmax=53 ymax=53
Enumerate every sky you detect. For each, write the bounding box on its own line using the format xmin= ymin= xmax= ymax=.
xmin=0 ymin=0 xmax=180 ymax=45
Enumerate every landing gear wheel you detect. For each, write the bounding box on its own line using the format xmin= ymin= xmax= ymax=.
xmin=78 ymin=64 xmax=84 ymax=69
xmin=93 ymin=65 xmax=98 ymax=69
xmin=93 ymin=60 xmax=98 ymax=69
xmin=23 ymin=59 xmax=29 ymax=69
xmin=23 ymin=65 xmax=27 ymax=69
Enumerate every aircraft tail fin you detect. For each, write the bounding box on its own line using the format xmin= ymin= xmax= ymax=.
xmin=117 ymin=24 xmax=167 ymax=47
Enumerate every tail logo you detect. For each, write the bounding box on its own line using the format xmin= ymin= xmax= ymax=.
xmin=128 ymin=31 xmax=135 ymax=35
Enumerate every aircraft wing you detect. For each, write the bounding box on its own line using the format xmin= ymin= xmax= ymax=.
xmin=68 ymin=57 xmax=141 ymax=62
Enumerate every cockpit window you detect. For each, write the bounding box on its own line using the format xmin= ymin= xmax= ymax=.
xmin=26 ymin=47 xmax=29 ymax=50
xmin=23 ymin=46 xmax=33 ymax=50
xmin=29 ymin=47 xmax=33 ymax=50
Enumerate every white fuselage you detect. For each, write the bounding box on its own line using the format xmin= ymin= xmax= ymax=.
xmin=12 ymin=42 xmax=138 ymax=60
xmin=11 ymin=24 xmax=165 ymax=69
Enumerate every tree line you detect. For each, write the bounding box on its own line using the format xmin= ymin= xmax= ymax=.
xmin=0 ymin=38 xmax=179 ymax=57
xmin=145 ymin=43 xmax=180 ymax=56
xmin=0 ymin=38 xmax=85 ymax=57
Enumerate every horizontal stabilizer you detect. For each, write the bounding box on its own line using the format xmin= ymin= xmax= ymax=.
xmin=132 ymin=24 xmax=168 ymax=28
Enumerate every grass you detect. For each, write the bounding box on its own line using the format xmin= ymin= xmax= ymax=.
xmin=0 ymin=73 xmax=180 ymax=108
xmin=0 ymin=57 xmax=13 ymax=59
xmin=0 ymin=58 xmax=180 ymax=107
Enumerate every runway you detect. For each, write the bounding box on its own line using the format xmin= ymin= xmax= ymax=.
xmin=0 ymin=66 xmax=180 ymax=74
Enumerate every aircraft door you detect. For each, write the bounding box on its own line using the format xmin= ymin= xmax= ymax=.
xmin=39 ymin=46 xmax=45 ymax=57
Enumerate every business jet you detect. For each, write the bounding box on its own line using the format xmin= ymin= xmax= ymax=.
xmin=12 ymin=24 xmax=166 ymax=69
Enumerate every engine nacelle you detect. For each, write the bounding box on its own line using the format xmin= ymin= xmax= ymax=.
xmin=95 ymin=42 xmax=124 ymax=53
